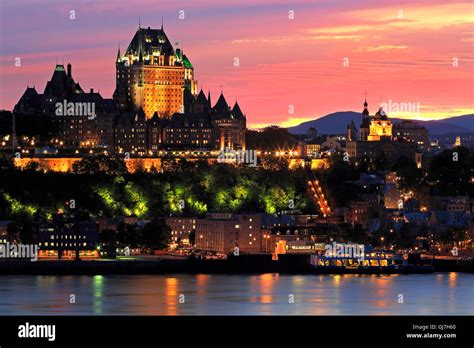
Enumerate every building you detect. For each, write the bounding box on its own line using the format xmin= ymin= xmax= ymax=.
xmin=346 ymin=99 xmax=422 ymax=167
xmin=344 ymin=201 xmax=371 ymax=229
xmin=113 ymin=89 xmax=246 ymax=153
xmin=383 ymin=184 xmax=401 ymax=209
xmin=38 ymin=214 xmax=99 ymax=259
xmin=164 ymin=111 xmax=213 ymax=150
xmin=14 ymin=63 xmax=116 ymax=150
xmin=209 ymin=93 xmax=246 ymax=150
xmin=195 ymin=213 xmax=262 ymax=254
xmin=321 ymin=136 xmax=343 ymax=151
xmin=114 ymin=108 xmax=148 ymax=155
xmin=165 ymin=217 xmax=196 ymax=246
xmin=12 ymin=24 xmax=247 ymax=154
xmin=305 ymin=141 xmax=321 ymax=157
xmin=367 ymin=107 xmax=393 ymax=141
xmin=393 ymin=120 xmax=429 ymax=152
xmin=346 ymin=120 xmax=357 ymax=142
xmin=113 ymin=24 xmax=197 ymax=119
xmin=261 ymin=214 xmax=318 ymax=253
xmin=429 ymin=196 xmax=471 ymax=213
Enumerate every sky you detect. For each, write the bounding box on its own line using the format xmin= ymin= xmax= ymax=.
xmin=0 ymin=0 xmax=473 ymax=128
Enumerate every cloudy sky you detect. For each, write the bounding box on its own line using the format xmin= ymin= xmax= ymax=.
xmin=0 ymin=0 xmax=473 ymax=127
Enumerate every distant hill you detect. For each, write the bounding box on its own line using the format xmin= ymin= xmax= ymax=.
xmin=287 ymin=112 xmax=474 ymax=135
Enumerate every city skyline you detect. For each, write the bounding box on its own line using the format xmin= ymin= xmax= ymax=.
xmin=1 ymin=0 xmax=473 ymax=128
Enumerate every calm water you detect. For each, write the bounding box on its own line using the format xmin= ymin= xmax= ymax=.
xmin=0 ymin=273 xmax=472 ymax=315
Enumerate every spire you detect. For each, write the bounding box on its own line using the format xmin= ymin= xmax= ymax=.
xmin=208 ymin=90 xmax=211 ymax=108
xmin=232 ymin=100 xmax=244 ymax=119
xmin=116 ymin=43 xmax=121 ymax=62
xmin=362 ymin=91 xmax=369 ymax=117
xmin=138 ymin=16 xmax=141 ymax=29
xmin=161 ymin=16 xmax=164 ymax=30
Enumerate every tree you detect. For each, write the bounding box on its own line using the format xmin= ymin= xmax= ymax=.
xmin=428 ymin=147 xmax=473 ymax=196
xmin=140 ymin=219 xmax=171 ymax=249
xmin=117 ymin=223 xmax=140 ymax=248
xmin=246 ymin=126 xmax=296 ymax=151
xmin=392 ymin=156 xmax=423 ymax=190
xmin=72 ymin=156 xmax=125 ymax=175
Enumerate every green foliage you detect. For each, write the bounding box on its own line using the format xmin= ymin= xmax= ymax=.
xmin=0 ymin=161 xmax=315 ymax=222
xmin=427 ymin=147 xmax=473 ymax=196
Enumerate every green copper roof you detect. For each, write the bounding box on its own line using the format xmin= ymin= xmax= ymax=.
xmin=54 ymin=65 xmax=65 ymax=72
xmin=183 ymin=55 xmax=193 ymax=68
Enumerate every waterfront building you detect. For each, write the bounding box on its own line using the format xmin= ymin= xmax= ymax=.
xmin=165 ymin=217 xmax=196 ymax=246
xmin=38 ymin=214 xmax=99 ymax=259
xmin=195 ymin=213 xmax=262 ymax=254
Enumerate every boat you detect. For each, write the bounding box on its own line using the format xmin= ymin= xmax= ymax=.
xmin=310 ymin=250 xmax=433 ymax=274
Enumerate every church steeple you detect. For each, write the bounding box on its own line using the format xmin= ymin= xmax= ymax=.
xmin=116 ymin=44 xmax=121 ymax=63
xmin=362 ymin=91 xmax=369 ymax=117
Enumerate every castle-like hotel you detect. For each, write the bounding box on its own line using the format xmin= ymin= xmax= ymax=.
xmin=14 ymin=24 xmax=246 ymax=155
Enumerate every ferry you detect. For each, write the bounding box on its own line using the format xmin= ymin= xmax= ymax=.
xmin=310 ymin=250 xmax=433 ymax=274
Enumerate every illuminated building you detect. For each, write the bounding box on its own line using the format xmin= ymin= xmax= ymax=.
xmin=305 ymin=142 xmax=321 ymax=157
xmin=346 ymin=98 xmax=422 ymax=167
xmin=114 ymin=108 xmax=148 ymax=155
xmin=38 ymin=214 xmax=99 ymax=260
xmin=12 ymin=25 xmax=246 ymax=154
xmin=14 ymin=63 xmax=116 ymax=150
xmin=367 ymin=107 xmax=393 ymax=141
xmin=195 ymin=213 xmax=262 ymax=253
xmin=165 ymin=217 xmax=196 ymax=246
xmin=113 ymin=89 xmax=246 ymax=152
xmin=454 ymin=136 xmax=462 ymax=147
xmin=113 ymin=23 xmax=198 ymax=119
xmin=210 ymin=93 xmax=247 ymax=150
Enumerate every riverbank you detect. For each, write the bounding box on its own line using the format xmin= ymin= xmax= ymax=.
xmin=0 ymin=254 xmax=472 ymax=275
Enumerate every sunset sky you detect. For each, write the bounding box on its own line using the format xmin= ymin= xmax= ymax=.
xmin=0 ymin=0 xmax=473 ymax=128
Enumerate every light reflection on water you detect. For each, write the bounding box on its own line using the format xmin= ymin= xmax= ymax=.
xmin=0 ymin=273 xmax=472 ymax=315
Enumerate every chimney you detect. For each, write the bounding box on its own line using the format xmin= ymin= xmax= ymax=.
xmin=67 ymin=63 xmax=72 ymax=77
xmin=90 ymin=88 xmax=94 ymax=94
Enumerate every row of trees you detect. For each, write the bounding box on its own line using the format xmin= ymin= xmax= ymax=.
xmin=0 ymin=155 xmax=317 ymax=223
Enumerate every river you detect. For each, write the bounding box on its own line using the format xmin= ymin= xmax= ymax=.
xmin=0 ymin=273 xmax=472 ymax=315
